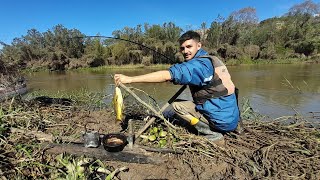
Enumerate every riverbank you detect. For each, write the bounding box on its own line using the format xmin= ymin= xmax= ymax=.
xmin=226 ymin=57 xmax=320 ymax=66
xmin=0 ymin=90 xmax=319 ymax=179
xmin=20 ymin=56 xmax=320 ymax=74
xmin=22 ymin=63 xmax=320 ymax=120
xmin=75 ymin=63 xmax=172 ymax=73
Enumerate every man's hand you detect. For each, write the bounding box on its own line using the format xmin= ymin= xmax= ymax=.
xmin=114 ymin=74 xmax=132 ymax=86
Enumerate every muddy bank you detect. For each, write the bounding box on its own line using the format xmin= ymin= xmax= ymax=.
xmin=0 ymin=96 xmax=319 ymax=179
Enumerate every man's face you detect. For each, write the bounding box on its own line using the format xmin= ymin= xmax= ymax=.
xmin=179 ymin=39 xmax=202 ymax=61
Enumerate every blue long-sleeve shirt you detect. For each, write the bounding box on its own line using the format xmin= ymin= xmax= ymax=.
xmin=169 ymin=49 xmax=239 ymax=132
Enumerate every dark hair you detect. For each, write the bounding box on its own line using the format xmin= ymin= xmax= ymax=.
xmin=178 ymin=30 xmax=201 ymax=44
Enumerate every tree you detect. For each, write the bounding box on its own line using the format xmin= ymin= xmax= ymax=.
xmin=144 ymin=24 xmax=164 ymax=40
xmin=230 ymin=7 xmax=259 ymax=46
xmin=24 ymin=29 xmax=45 ymax=60
xmin=230 ymin=7 xmax=259 ymax=25
xmin=288 ymin=0 xmax=320 ymax=16
xmin=163 ymin=22 xmax=182 ymax=42
xmin=206 ymin=15 xmax=225 ymax=48
xmin=293 ymin=40 xmax=315 ymax=56
xmin=206 ymin=21 xmax=222 ymax=48
xmin=200 ymin=22 xmax=207 ymax=38
xmin=220 ymin=16 xmax=240 ymax=45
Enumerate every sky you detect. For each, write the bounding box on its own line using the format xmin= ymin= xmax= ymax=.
xmin=1 ymin=0 xmax=319 ymax=47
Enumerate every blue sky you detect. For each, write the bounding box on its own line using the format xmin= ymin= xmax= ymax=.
xmin=1 ymin=0 xmax=319 ymax=46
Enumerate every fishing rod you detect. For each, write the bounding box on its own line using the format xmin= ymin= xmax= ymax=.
xmin=73 ymin=35 xmax=173 ymax=62
xmin=79 ymin=35 xmax=174 ymax=109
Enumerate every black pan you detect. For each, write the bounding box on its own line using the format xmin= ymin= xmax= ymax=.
xmin=102 ymin=133 xmax=127 ymax=152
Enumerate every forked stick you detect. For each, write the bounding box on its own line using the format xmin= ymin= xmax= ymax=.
xmin=118 ymin=83 xmax=177 ymax=129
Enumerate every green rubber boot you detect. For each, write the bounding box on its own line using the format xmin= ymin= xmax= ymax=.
xmin=194 ymin=121 xmax=224 ymax=142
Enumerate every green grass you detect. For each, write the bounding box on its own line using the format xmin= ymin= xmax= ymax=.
xmin=21 ymin=57 xmax=318 ymax=74
xmin=225 ymin=57 xmax=311 ymax=66
xmin=26 ymin=88 xmax=110 ymax=109
xmin=74 ymin=64 xmax=171 ymax=73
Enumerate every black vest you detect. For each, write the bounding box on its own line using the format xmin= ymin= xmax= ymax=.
xmin=190 ymin=55 xmax=234 ymax=104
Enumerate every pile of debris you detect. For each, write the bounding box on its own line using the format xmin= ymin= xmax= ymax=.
xmin=0 ymin=91 xmax=319 ymax=179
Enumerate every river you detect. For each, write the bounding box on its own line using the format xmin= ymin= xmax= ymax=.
xmin=25 ymin=64 xmax=320 ymax=119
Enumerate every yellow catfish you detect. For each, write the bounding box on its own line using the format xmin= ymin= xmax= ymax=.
xmin=113 ymin=86 xmax=124 ymax=121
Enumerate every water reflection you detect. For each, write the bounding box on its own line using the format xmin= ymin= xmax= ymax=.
xmin=25 ymin=64 xmax=320 ymax=118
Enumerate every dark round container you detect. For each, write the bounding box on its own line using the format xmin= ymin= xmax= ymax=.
xmin=102 ymin=133 xmax=128 ymax=152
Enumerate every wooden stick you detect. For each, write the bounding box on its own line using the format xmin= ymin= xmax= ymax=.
xmin=135 ymin=85 xmax=187 ymax=138
xmin=128 ymin=119 xmax=133 ymax=149
xmin=119 ymin=83 xmax=176 ymax=129
xmin=135 ymin=117 xmax=157 ymax=138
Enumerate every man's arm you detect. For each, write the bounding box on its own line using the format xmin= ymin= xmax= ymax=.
xmin=114 ymin=70 xmax=172 ymax=85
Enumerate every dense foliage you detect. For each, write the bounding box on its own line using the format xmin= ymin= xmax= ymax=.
xmin=0 ymin=0 xmax=319 ymax=71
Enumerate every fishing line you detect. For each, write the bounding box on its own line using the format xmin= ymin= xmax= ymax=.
xmin=72 ymin=35 xmax=173 ymax=62
xmin=73 ymin=35 xmax=175 ymax=110
xmin=97 ymin=40 xmax=165 ymax=111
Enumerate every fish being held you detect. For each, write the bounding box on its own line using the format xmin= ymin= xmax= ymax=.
xmin=113 ymin=86 xmax=124 ymax=121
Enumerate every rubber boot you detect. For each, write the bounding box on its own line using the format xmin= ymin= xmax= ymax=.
xmin=192 ymin=119 xmax=224 ymax=142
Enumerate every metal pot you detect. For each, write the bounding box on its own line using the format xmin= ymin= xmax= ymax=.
xmin=102 ymin=133 xmax=127 ymax=152
xmin=83 ymin=130 xmax=101 ymax=148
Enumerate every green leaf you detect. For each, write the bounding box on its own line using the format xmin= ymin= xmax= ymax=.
xmin=158 ymin=139 xmax=167 ymax=147
xmin=159 ymin=130 xmax=167 ymax=137
xmin=148 ymin=135 xmax=157 ymax=141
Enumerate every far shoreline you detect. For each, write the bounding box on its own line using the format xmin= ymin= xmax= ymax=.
xmin=21 ymin=57 xmax=320 ymax=73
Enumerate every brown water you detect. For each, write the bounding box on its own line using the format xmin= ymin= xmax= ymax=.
xmin=25 ymin=64 xmax=320 ymax=118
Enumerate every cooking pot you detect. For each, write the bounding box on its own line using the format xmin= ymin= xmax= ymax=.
xmin=102 ymin=133 xmax=127 ymax=152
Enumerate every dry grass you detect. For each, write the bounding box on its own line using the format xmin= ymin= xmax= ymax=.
xmin=0 ymin=93 xmax=319 ymax=179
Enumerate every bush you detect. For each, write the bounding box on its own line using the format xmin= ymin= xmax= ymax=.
xmin=217 ymin=44 xmax=243 ymax=59
xmin=294 ymin=41 xmax=315 ymax=56
xmin=310 ymin=53 xmax=320 ymax=62
xmin=142 ymin=56 xmax=152 ymax=66
xmin=243 ymin=45 xmax=260 ymax=59
xmin=48 ymin=59 xmax=69 ymax=71
xmin=239 ymin=55 xmax=254 ymax=64
xmin=128 ymin=50 xmax=143 ymax=64
xmin=203 ymin=47 xmax=218 ymax=56
xmin=260 ymin=42 xmax=277 ymax=59
xmin=26 ymin=59 xmax=49 ymax=71
xmin=111 ymin=42 xmax=128 ymax=64
xmin=163 ymin=42 xmax=178 ymax=64
xmin=174 ymin=52 xmax=184 ymax=63
xmin=225 ymin=58 xmax=241 ymax=66
xmin=106 ymin=57 xmax=116 ymax=65
xmin=67 ymin=58 xmax=86 ymax=69
xmin=87 ymin=57 xmax=105 ymax=67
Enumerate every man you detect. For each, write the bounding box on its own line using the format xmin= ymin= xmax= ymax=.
xmin=114 ymin=30 xmax=240 ymax=141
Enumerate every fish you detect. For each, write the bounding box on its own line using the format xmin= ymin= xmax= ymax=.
xmin=113 ymin=86 xmax=124 ymax=121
